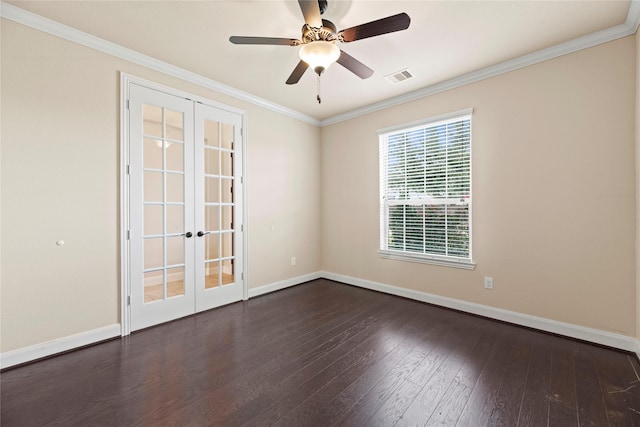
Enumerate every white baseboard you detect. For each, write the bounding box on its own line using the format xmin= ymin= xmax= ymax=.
xmin=321 ymin=271 xmax=639 ymax=354
xmin=248 ymin=271 xmax=323 ymax=298
xmin=4 ymin=272 xmax=638 ymax=369
xmin=2 ymin=271 xmax=322 ymax=369
xmin=1 ymin=324 xmax=121 ymax=369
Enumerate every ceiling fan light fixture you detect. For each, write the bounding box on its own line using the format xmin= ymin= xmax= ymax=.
xmin=299 ymin=41 xmax=340 ymax=75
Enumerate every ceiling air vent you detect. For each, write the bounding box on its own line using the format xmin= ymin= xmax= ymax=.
xmin=385 ymin=69 xmax=413 ymax=84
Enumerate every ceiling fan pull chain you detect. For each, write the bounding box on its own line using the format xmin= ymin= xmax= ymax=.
xmin=317 ymin=75 xmax=322 ymax=104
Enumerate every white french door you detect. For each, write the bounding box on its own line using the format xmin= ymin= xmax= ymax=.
xmin=194 ymin=103 xmax=243 ymax=312
xmin=127 ymin=82 xmax=244 ymax=332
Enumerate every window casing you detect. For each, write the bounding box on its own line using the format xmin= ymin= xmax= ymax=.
xmin=378 ymin=109 xmax=474 ymax=269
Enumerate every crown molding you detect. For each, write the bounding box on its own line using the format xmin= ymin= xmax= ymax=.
xmin=1 ymin=1 xmax=638 ymax=128
xmin=320 ymin=1 xmax=640 ymax=127
xmin=626 ymin=0 xmax=640 ymax=32
xmin=0 ymin=1 xmax=322 ymax=127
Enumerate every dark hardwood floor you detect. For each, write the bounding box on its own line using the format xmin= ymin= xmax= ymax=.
xmin=2 ymin=279 xmax=640 ymax=426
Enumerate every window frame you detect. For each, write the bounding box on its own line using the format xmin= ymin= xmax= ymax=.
xmin=378 ymin=109 xmax=475 ymax=270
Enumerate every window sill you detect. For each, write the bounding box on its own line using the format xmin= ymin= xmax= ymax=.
xmin=378 ymin=250 xmax=476 ymax=270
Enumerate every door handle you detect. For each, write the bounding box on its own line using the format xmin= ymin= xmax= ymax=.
xmin=182 ymin=232 xmax=193 ymax=238
xmin=197 ymin=231 xmax=210 ymax=237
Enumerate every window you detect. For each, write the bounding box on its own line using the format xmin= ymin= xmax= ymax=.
xmin=378 ymin=109 xmax=474 ymax=269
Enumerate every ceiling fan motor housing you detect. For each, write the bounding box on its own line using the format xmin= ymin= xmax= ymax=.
xmin=301 ymin=19 xmax=337 ymax=43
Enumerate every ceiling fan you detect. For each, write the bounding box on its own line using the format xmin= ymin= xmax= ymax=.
xmin=229 ymin=0 xmax=411 ymax=103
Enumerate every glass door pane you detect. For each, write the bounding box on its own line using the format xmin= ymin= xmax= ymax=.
xmin=194 ymin=104 xmax=243 ymax=312
xmin=142 ymin=104 xmax=187 ymax=303
xmin=203 ymin=118 xmax=226 ymax=289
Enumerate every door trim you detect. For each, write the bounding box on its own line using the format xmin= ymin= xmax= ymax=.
xmin=120 ymin=73 xmax=248 ymax=336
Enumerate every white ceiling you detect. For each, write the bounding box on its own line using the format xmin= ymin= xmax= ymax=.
xmin=4 ymin=1 xmax=634 ymax=122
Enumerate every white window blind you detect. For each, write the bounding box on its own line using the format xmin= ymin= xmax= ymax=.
xmin=379 ymin=111 xmax=473 ymax=268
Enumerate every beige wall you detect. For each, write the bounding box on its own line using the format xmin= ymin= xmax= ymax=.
xmin=0 ymin=20 xmax=321 ymax=352
xmin=1 ymin=16 xmax=638 ymax=355
xmin=322 ymin=37 xmax=636 ymax=336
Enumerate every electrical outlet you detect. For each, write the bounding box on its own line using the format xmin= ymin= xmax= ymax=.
xmin=484 ymin=277 xmax=494 ymax=290
xmin=291 ymin=256 xmax=296 ymax=266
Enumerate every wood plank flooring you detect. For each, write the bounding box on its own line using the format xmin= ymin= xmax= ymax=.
xmin=2 ymin=279 xmax=640 ymax=426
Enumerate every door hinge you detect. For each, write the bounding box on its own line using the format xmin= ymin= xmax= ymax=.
xmin=240 ymin=176 xmax=243 ymax=184
xmin=126 ymin=99 xmax=130 ymax=110
xmin=127 ymin=230 xmax=130 ymax=240
xmin=127 ymin=296 xmax=131 ymax=306
xmin=241 ymin=224 xmax=243 ymax=232
xmin=241 ymin=272 xmax=244 ymax=280
xmin=126 ymin=164 xmax=130 ymax=175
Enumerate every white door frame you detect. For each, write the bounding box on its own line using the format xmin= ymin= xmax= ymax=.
xmin=119 ymin=73 xmax=248 ymax=336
